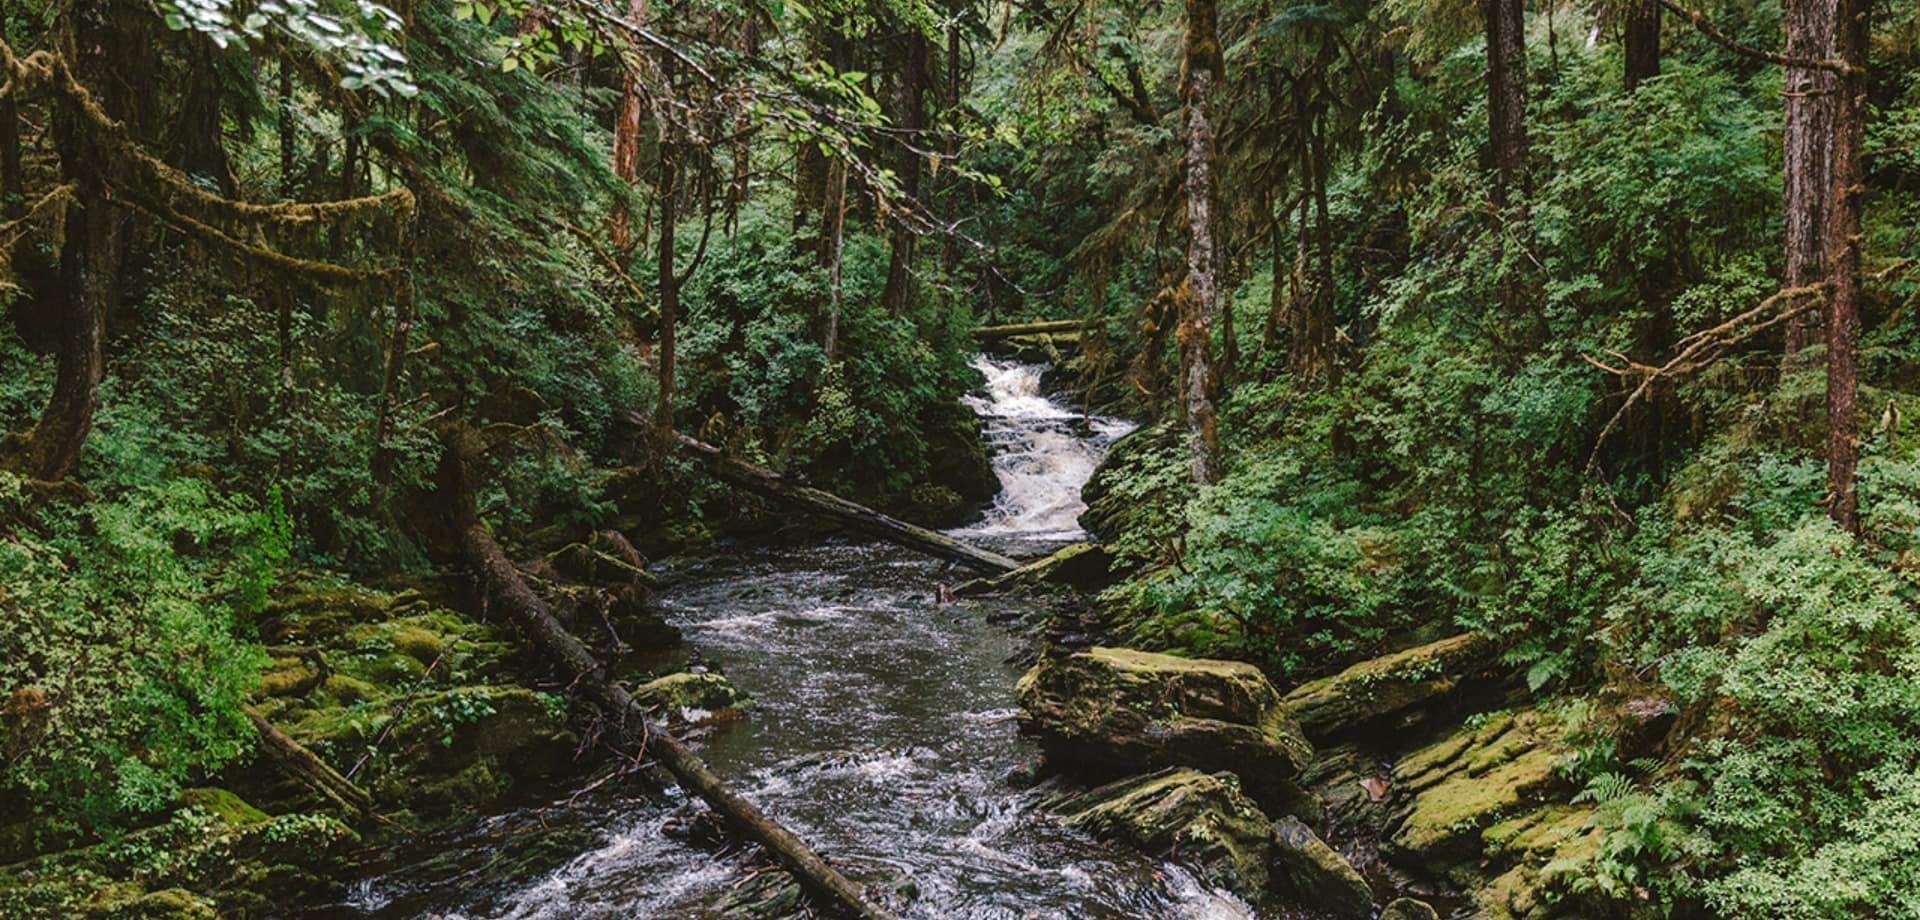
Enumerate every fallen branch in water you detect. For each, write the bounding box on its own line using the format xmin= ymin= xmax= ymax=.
xmin=440 ymin=423 xmax=898 ymax=920
xmin=666 ymin=426 xmax=1020 ymax=575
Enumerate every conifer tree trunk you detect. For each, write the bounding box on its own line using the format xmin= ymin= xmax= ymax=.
xmin=1623 ymin=0 xmax=1661 ymax=91
xmin=1783 ymin=0 xmax=1839 ymax=357
xmin=1824 ymin=0 xmax=1868 ymax=533
xmin=610 ymin=0 xmax=648 ymax=251
xmin=656 ymin=142 xmax=679 ymax=436
xmin=880 ymin=32 xmax=927 ymax=317
xmin=26 ymin=0 xmax=129 ymax=480
xmin=822 ymin=155 xmax=848 ymax=358
xmin=1179 ymin=0 xmax=1224 ymax=486
xmin=1483 ymin=0 xmax=1530 ymax=208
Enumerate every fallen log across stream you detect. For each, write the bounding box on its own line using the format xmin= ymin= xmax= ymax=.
xmin=973 ymin=318 xmax=1095 ymax=341
xmin=671 ymin=431 xmax=1021 ymax=575
xmin=442 ymin=426 xmax=898 ymax=920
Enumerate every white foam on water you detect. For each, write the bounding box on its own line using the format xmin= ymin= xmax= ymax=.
xmin=949 ymin=355 xmax=1135 ymax=540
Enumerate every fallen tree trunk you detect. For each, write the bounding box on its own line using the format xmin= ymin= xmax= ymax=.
xmin=442 ymin=426 xmax=896 ymax=920
xmin=673 ymin=432 xmax=1020 ymax=575
xmin=974 ymin=318 xmax=1091 ymax=341
xmin=246 ymin=705 xmax=376 ymax=818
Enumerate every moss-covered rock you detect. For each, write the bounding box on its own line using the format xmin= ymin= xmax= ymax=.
xmin=179 ymin=789 xmax=268 ymax=828
xmin=959 ymin=541 xmax=1114 ymax=595
xmin=1079 ymin=422 xmax=1188 ymax=546
xmin=634 ymin=671 xmax=749 ymax=722
xmin=86 ymin=886 xmax=217 ymax=920
xmin=1380 ymin=897 xmax=1441 ymax=920
xmin=1385 ymin=708 xmax=1563 ymax=869
xmin=1474 ymin=805 xmax=1602 ymax=920
xmin=1050 ymin=767 xmax=1274 ymax=901
xmin=1280 ymin=633 xmax=1495 ymax=740
xmin=1016 ymin=647 xmax=1312 ymax=782
xmin=375 ymin=686 xmax=575 ymax=814
xmin=1268 ymin=814 xmax=1373 ymax=919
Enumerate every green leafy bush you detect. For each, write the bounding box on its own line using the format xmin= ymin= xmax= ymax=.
xmin=1 ymin=475 xmax=283 ymax=829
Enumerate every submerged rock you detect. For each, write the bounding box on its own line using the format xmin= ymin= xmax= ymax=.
xmin=1269 ymin=815 xmax=1374 ymax=919
xmin=1050 ymin=767 xmax=1275 ymax=901
xmin=1016 ymin=647 xmax=1312 ymax=782
xmin=1280 ymin=633 xmax=1495 ymax=740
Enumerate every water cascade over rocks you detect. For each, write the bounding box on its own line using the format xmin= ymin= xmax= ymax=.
xmin=327 ymin=360 xmax=1295 ymax=919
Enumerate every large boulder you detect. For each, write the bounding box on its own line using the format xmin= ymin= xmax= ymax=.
xmin=1384 ymin=708 xmax=1563 ymax=868
xmin=1269 ymin=815 xmax=1374 ymax=919
xmin=1281 ymin=634 xmax=1496 ymax=740
xmin=1016 ymin=647 xmax=1312 ymax=782
xmin=1050 ymin=767 xmax=1275 ymax=901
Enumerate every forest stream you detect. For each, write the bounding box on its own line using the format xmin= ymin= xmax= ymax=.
xmin=323 ymin=359 xmax=1317 ymax=919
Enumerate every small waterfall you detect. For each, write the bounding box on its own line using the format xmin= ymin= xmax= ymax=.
xmin=949 ymin=355 xmax=1135 ymax=541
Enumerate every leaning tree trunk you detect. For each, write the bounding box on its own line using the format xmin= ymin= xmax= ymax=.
xmin=1178 ymin=0 xmax=1225 ymax=487
xmin=1623 ymin=0 xmax=1662 ymax=92
xmin=25 ymin=0 xmax=130 ymax=481
xmin=1824 ymin=0 xmax=1868 ymax=534
xmin=880 ymin=32 xmax=928 ymax=317
xmin=1783 ymin=0 xmax=1839 ymax=358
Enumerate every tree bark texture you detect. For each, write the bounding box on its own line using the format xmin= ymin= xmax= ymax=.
xmin=1824 ymin=0 xmax=1867 ymax=533
xmin=610 ymin=0 xmax=648 ymax=251
xmin=1624 ymin=0 xmax=1662 ymax=91
xmin=1179 ymin=0 xmax=1225 ymax=487
xmin=1784 ymin=0 xmax=1839 ymax=356
xmin=26 ymin=0 xmax=129 ymax=480
xmin=880 ymin=32 xmax=928 ymax=316
xmin=656 ymin=142 xmax=679 ymax=435
xmin=1483 ymin=0 xmax=1529 ymax=208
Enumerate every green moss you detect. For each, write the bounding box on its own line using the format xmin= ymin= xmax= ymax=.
xmin=634 ymin=672 xmax=749 ymax=718
xmin=179 ymin=789 xmax=268 ymax=828
xmin=1388 ymin=709 xmax=1564 ymax=865
xmin=1053 ymin=768 xmax=1275 ymax=900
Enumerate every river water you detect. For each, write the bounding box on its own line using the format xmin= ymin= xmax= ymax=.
xmin=332 ymin=357 xmax=1286 ymax=919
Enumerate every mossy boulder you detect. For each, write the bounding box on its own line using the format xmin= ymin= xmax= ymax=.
xmin=960 ymin=541 xmax=1114 ymax=595
xmin=179 ymin=789 xmax=268 ymax=828
xmin=1280 ymin=633 xmax=1495 ymax=740
xmin=1269 ymin=814 xmax=1373 ymax=919
xmin=376 ymin=686 xmax=575 ymax=813
xmin=1380 ymin=897 xmax=1441 ymax=920
xmin=1016 ymin=647 xmax=1312 ymax=782
xmin=1050 ymin=767 xmax=1275 ymax=901
xmin=1385 ymin=709 xmax=1563 ymax=868
xmin=86 ymin=887 xmax=217 ymax=920
xmin=1475 ymin=805 xmax=1602 ymax=920
xmin=634 ymin=671 xmax=749 ymax=722
xmin=1079 ymin=422 xmax=1188 ymax=545
xmin=906 ymin=397 xmax=998 ymax=526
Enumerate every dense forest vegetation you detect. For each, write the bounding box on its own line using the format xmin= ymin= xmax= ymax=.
xmin=4 ymin=0 xmax=1920 ymax=916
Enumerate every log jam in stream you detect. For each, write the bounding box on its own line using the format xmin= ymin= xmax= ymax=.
xmin=325 ymin=359 xmax=1304 ymax=919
